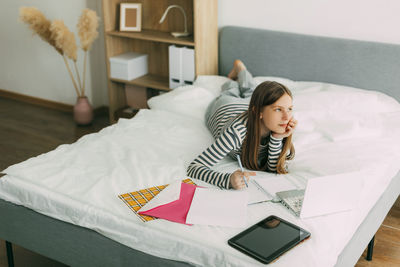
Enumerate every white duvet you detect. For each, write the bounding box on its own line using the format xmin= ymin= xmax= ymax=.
xmin=1 ymin=76 xmax=400 ymax=267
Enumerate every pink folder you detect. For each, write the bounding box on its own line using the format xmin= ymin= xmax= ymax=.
xmin=138 ymin=182 xmax=197 ymax=225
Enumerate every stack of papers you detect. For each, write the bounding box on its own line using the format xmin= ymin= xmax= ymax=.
xmin=133 ymin=176 xmax=298 ymax=227
xmin=137 ymin=180 xmax=249 ymax=228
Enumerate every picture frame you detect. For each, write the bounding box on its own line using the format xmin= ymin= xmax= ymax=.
xmin=120 ymin=3 xmax=142 ymax=32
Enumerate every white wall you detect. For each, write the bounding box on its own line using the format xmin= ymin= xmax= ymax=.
xmin=0 ymin=0 xmax=108 ymax=107
xmin=1 ymin=0 xmax=400 ymax=108
xmin=219 ymin=0 xmax=400 ymax=44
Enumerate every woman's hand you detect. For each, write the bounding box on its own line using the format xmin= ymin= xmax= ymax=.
xmin=230 ymin=170 xmax=256 ymax=190
xmin=272 ymin=118 xmax=298 ymax=139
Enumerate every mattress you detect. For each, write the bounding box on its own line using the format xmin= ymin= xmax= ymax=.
xmin=1 ymin=76 xmax=400 ymax=266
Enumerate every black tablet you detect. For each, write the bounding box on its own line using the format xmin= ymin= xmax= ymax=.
xmin=228 ymin=215 xmax=311 ymax=264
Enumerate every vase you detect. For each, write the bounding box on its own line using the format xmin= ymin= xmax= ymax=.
xmin=73 ymin=96 xmax=93 ymax=125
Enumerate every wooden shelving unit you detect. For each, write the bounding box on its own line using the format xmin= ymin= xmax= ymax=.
xmin=102 ymin=0 xmax=218 ymax=123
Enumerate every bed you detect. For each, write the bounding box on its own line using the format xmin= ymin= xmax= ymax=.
xmin=1 ymin=26 xmax=400 ymax=267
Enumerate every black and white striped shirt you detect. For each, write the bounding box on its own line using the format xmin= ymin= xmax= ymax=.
xmin=187 ymin=103 xmax=283 ymax=189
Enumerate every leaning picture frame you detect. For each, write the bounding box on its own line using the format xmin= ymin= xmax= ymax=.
xmin=120 ymin=3 xmax=142 ymax=32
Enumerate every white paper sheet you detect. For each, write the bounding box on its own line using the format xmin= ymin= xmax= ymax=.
xmin=186 ymin=188 xmax=248 ymax=227
xmin=300 ymin=171 xmax=364 ymax=218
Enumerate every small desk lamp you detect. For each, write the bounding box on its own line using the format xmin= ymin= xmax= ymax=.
xmin=159 ymin=5 xmax=190 ymax=38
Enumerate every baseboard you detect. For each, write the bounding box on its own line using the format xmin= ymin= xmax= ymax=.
xmin=0 ymin=88 xmax=108 ymax=115
xmin=0 ymin=88 xmax=73 ymax=112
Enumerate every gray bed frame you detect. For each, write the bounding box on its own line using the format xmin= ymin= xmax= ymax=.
xmin=1 ymin=26 xmax=399 ymax=267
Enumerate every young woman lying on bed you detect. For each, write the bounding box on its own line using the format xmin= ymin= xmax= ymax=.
xmin=187 ymin=60 xmax=298 ymax=190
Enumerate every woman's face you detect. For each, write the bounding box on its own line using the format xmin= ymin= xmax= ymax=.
xmin=260 ymin=93 xmax=293 ymax=134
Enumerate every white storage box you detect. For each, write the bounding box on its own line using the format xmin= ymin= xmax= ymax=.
xmin=109 ymin=52 xmax=148 ymax=80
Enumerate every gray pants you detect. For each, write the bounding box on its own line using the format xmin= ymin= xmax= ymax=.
xmin=205 ymin=70 xmax=258 ymax=122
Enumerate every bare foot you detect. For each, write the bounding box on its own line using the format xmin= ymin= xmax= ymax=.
xmin=228 ymin=59 xmax=246 ymax=80
xmin=228 ymin=68 xmax=236 ymax=80
xmin=234 ymin=59 xmax=246 ymax=73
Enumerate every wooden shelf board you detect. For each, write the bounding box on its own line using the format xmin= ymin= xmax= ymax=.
xmin=110 ymin=74 xmax=171 ymax=91
xmin=106 ymin=30 xmax=195 ymax=46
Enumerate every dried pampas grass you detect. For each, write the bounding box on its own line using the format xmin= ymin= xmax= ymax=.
xmin=50 ymin=20 xmax=78 ymax=61
xmin=77 ymin=9 xmax=99 ymax=95
xmin=77 ymin=9 xmax=99 ymax=51
xmin=19 ymin=7 xmax=62 ymax=55
xmin=19 ymin=6 xmax=100 ymax=98
xmin=50 ymin=20 xmax=81 ymax=96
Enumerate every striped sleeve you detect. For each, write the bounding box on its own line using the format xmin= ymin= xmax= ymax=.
xmin=267 ymin=134 xmax=283 ymax=172
xmin=187 ymin=126 xmax=242 ymax=189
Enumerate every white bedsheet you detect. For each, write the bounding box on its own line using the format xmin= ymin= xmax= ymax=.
xmin=1 ymin=77 xmax=400 ymax=266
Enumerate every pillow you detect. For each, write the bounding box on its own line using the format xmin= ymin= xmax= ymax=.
xmin=292 ymin=81 xmax=400 ymax=114
xmin=193 ymin=75 xmax=230 ymax=96
xmin=317 ymin=115 xmax=383 ymax=142
xmin=253 ymin=76 xmax=295 ymax=90
xmin=147 ymin=85 xmax=215 ymax=121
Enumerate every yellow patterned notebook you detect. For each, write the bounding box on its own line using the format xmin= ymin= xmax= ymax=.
xmin=118 ymin=178 xmax=195 ymax=222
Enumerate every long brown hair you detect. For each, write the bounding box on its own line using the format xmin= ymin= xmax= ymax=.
xmin=241 ymin=81 xmax=295 ymax=174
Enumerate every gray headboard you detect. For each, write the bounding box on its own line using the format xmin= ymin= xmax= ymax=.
xmin=219 ymin=26 xmax=400 ymax=101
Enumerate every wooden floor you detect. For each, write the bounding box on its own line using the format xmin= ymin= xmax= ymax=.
xmin=0 ymin=96 xmax=399 ymax=266
xmin=0 ymin=97 xmax=108 ymax=267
